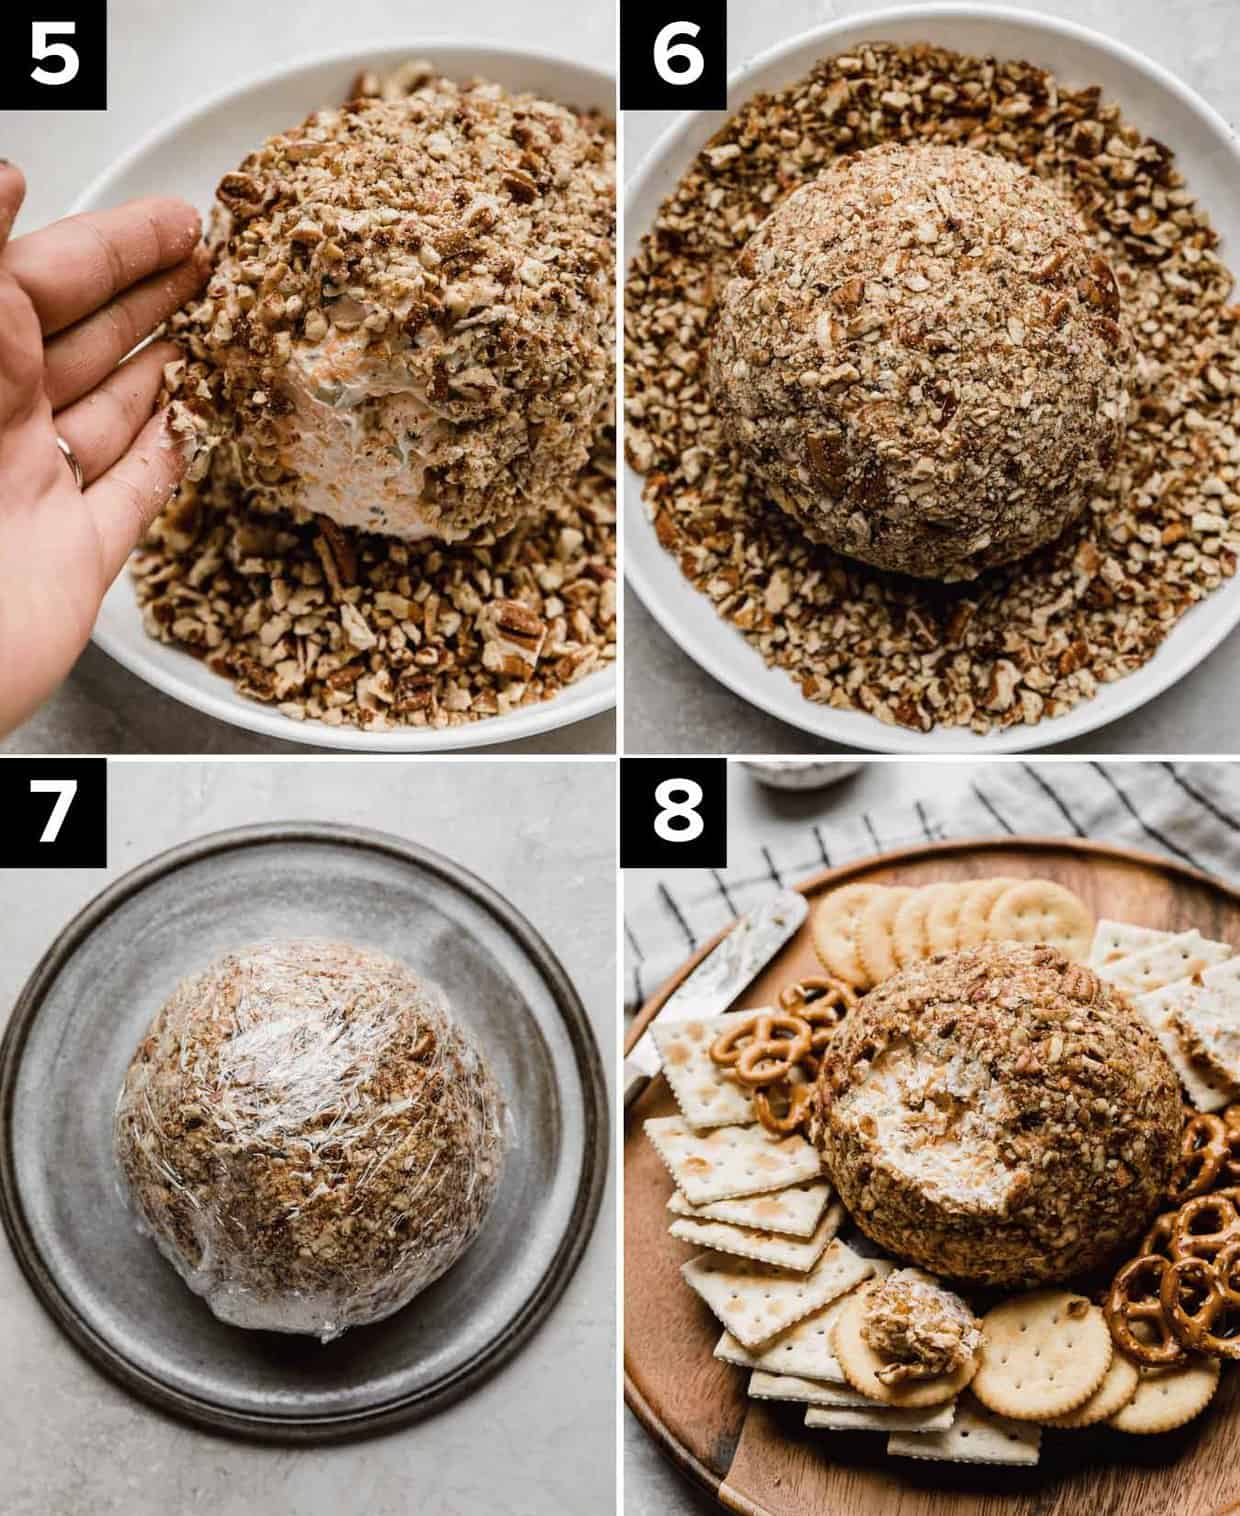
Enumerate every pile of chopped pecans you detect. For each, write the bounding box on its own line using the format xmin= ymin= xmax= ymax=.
xmin=625 ymin=42 xmax=1240 ymax=735
xmin=139 ymin=58 xmax=615 ymax=735
xmin=132 ymin=427 xmax=615 ymax=731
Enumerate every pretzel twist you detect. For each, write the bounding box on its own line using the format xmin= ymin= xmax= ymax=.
xmin=753 ymin=1080 xmax=815 ymax=1136
xmin=1168 ymin=1112 xmax=1228 ymax=1204
xmin=710 ymin=1012 xmax=812 ymax=1088
xmin=1139 ymin=1211 xmax=1179 ymax=1261
xmin=1223 ymin=1105 xmax=1240 ymax=1185
xmin=1105 ymin=1254 xmax=1188 ymax=1367
xmin=1160 ymin=1253 xmax=1240 ymax=1360
xmin=1170 ymin=1193 xmax=1240 ymax=1263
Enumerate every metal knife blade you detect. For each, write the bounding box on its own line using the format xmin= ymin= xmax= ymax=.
xmin=624 ymin=888 xmax=809 ymax=1110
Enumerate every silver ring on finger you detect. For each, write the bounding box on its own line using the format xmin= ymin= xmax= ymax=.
xmin=56 ymin=435 xmax=84 ymax=491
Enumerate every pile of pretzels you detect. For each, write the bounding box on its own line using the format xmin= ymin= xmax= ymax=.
xmin=708 ymin=977 xmax=856 ymax=1135
xmin=1106 ymin=1107 xmax=1240 ymax=1364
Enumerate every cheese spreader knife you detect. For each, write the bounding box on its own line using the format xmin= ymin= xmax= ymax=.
xmin=623 ymin=889 xmax=809 ymax=1111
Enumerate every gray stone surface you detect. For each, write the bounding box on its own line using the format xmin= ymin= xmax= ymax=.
xmin=0 ymin=760 xmax=616 ymax=1516
xmin=624 ymin=0 xmax=1240 ymax=758
xmin=0 ymin=0 xmax=615 ymax=756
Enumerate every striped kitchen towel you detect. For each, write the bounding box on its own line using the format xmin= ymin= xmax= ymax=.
xmin=623 ymin=761 xmax=1240 ymax=1013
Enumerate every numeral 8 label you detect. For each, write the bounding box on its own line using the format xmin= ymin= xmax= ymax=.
xmin=653 ymin=778 xmax=705 ymax=843
xmin=620 ymin=759 xmax=726 ymax=868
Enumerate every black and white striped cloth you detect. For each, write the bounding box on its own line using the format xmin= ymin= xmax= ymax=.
xmin=624 ymin=761 xmax=1240 ymax=1012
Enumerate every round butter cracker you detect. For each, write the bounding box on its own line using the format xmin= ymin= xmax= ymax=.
xmin=924 ymin=883 xmax=972 ymax=956
xmin=1042 ymin=1350 xmax=1139 ymax=1428
xmin=956 ymin=877 xmax=1019 ymax=950
xmin=987 ymin=880 xmax=1093 ymax=961
xmin=856 ymin=887 xmax=912 ymax=986
xmin=831 ymin=1282 xmax=977 ymax=1408
xmin=892 ymin=884 xmax=955 ymax=972
xmin=811 ymin=884 xmax=882 ymax=988
xmin=973 ymin=1290 xmax=1111 ymax=1421
xmin=1107 ymin=1356 xmax=1220 ymax=1435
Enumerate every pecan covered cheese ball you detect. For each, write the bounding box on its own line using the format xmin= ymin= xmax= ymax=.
xmin=811 ymin=943 xmax=1181 ymax=1288
xmin=167 ymin=69 xmax=614 ymax=543
xmin=708 ymin=143 xmax=1131 ymax=581
xmin=114 ymin=941 xmax=506 ymax=1340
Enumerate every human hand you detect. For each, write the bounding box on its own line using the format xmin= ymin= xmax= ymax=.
xmin=0 ymin=161 xmax=208 ymax=735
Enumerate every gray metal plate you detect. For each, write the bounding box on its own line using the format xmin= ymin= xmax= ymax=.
xmin=0 ymin=823 xmax=608 ymax=1441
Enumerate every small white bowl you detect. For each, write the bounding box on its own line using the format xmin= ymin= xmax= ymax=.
xmin=624 ymin=4 xmax=1240 ymax=754
xmin=78 ymin=42 xmax=615 ymax=752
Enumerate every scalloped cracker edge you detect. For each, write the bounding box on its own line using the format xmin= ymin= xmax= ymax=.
xmin=683 ymin=1239 xmax=874 ymax=1350
xmin=651 ymin=1012 xmax=756 ymax=1130
xmin=808 ymin=1401 xmax=957 ymax=1433
xmin=888 ymin=1396 xmax=1041 ymax=1464
xmin=1088 ymin=920 xmax=1173 ymax=968
xmin=669 ymin=1200 xmax=844 ymax=1270
xmin=644 ymin=1115 xmax=821 ymax=1205
xmin=668 ymin=1179 xmax=832 ymax=1238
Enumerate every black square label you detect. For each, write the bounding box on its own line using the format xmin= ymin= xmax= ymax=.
xmin=621 ymin=3 xmax=726 ymax=111
xmin=621 ymin=758 xmax=727 ymax=869
xmin=1 ymin=3 xmax=107 ymax=111
xmin=0 ymin=759 xmax=107 ymax=867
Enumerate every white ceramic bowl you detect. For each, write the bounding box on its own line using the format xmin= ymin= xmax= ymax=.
xmin=624 ymin=4 xmax=1240 ymax=754
xmin=77 ymin=43 xmax=615 ymax=751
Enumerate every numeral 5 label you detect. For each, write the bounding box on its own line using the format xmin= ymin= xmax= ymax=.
xmin=4 ymin=5 xmax=106 ymax=110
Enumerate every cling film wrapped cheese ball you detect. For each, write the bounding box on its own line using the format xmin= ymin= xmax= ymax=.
xmin=114 ymin=940 xmax=507 ymax=1341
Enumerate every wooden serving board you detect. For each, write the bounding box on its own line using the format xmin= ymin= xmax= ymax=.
xmin=625 ymin=837 xmax=1240 ymax=1516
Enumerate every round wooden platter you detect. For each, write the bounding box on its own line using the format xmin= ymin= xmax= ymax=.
xmin=625 ymin=837 xmax=1240 ymax=1516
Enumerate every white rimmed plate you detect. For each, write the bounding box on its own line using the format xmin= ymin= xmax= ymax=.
xmin=624 ymin=4 xmax=1240 ymax=754
xmin=77 ymin=42 xmax=615 ymax=751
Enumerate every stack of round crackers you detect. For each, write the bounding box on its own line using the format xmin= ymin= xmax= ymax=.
xmin=811 ymin=877 xmax=1093 ymax=990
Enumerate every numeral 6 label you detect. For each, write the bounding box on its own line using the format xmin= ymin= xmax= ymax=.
xmin=621 ymin=759 xmax=727 ymax=869
xmin=0 ymin=759 xmax=107 ymax=868
xmin=621 ymin=3 xmax=726 ymax=111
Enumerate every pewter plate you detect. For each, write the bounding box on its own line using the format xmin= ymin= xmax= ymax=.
xmin=0 ymin=823 xmax=608 ymax=1442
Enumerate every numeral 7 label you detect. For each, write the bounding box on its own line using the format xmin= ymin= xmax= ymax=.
xmin=0 ymin=759 xmax=106 ymax=867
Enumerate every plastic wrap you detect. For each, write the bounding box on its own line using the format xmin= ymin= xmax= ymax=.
xmin=114 ymin=939 xmax=507 ymax=1341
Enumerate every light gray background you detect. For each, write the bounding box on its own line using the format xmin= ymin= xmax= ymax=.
xmin=623 ymin=0 xmax=1240 ymax=758
xmin=0 ymin=0 xmax=615 ymax=755
xmin=0 ymin=760 xmax=616 ymax=1516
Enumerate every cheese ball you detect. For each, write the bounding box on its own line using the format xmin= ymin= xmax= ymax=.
xmin=708 ymin=143 xmax=1131 ymax=580
xmin=167 ymin=70 xmax=614 ymax=541
xmin=811 ymin=943 xmax=1181 ymax=1287
xmin=114 ymin=940 xmax=506 ymax=1340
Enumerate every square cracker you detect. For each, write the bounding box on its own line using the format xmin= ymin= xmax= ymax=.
xmin=1089 ymin=920 xmax=1173 ymax=968
xmin=644 ymin=1115 xmax=821 ymax=1206
xmin=1099 ymin=930 xmax=1231 ymax=996
xmin=651 ymin=1012 xmax=756 ymax=1129
xmin=668 ymin=1180 xmax=832 ymax=1239
xmin=715 ymin=1262 xmax=895 ymax=1380
xmin=683 ymin=1240 xmax=874 ymax=1349
xmin=1137 ymin=977 xmax=1239 ymax=1112
xmin=807 ymin=1402 xmax=956 ymax=1434
xmin=1204 ymin=957 xmax=1240 ymax=993
xmin=749 ymin=1371 xmax=875 ymax=1408
xmin=754 ymin=1376 xmax=945 ymax=1418
xmin=887 ymin=1396 xmax=1040 ymax=1465
xmin=669 ymin=1201 xmax=844 ymax=1271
